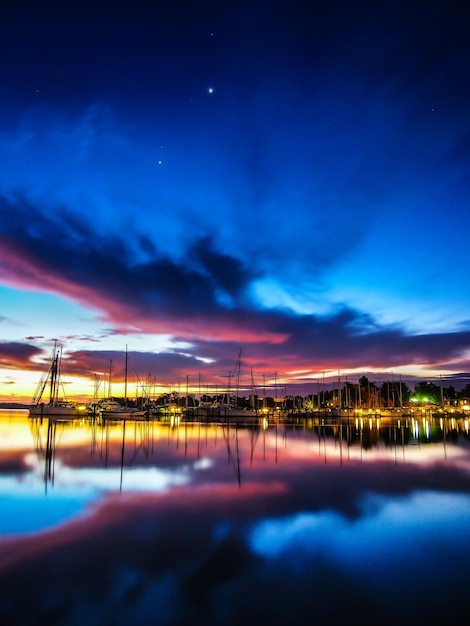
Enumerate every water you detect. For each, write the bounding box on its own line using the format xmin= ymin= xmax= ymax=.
xmin=1 ymin=409 xmax=469 ymax=625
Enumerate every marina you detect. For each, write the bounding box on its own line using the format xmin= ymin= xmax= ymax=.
xmin=2 ymin=2 xmax=469 ymax=624
xmin=24 ymin=342 xmax=470 ymax=425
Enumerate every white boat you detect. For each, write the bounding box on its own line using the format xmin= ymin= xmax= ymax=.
xmin=215 ymin=350 xmax=260 ymax=420
xmin=221 ymin=407 xmax=260 ymax=419
xmin=99 ymin=399 xmax=147 ymax=419
xmin=98 ymin=348 xmax=147 ymax=419
xmin=29 ymin=401 xmax=88 ymax=418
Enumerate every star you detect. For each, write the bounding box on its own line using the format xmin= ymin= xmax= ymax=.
xmin=207 ymin=87 xmax=214 ymax=94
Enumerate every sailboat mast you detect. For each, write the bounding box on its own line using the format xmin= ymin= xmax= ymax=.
xmin=49 ymin=341 xmax=60 ymax=406
xmin=124 ymin=346 xmax=128 ymax=405
xmin=56 ymin=346 xmax=63 ymax=404
xmin=49 ymin=351 xmax=57 ymax=405
xmin=236 ymin=348 xmax=241 ymax=408
xmin=250 ymin=367 xmax=257 ymax=411
xmin=108 ymin=359 xmax=113 ymax=398
xmin=263 ymin=373 xmax=266 ymax=411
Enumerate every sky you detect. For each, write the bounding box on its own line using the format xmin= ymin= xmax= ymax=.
xmin=1 ymin=0 xmax=470 ymax=402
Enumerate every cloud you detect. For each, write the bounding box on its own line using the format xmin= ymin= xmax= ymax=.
xmin=0 ymin=342 xmax=42 ymax=370
xmin=2 ymin=192 xmax=470 ymax=387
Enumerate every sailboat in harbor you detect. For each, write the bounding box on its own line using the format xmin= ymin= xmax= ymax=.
xmin=98 ymin=347 xmax=147 ymax=419
xmin=218 ymin=350 xmax=260 ymax=419
xmin=29 ymin=343 xmax=87 ymax=418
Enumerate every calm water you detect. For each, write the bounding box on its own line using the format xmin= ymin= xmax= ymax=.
xmin=1 ymin=409 xmax=469 ymax=625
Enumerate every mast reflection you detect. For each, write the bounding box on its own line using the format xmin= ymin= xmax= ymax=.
xmin=25 ymin=413 xmax=470 ymax=492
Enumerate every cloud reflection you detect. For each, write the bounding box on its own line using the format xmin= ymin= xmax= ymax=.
xmin=0 ymin=449 xmax=212 ymax=536
xmin=250 ymin=491 xmax=470 ymax=569
xmin=1 ymin=416 xmax=470 ymax=625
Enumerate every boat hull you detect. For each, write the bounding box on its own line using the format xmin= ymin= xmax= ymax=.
xmin=100 ymin=409 xmax=148 ymax=420
xmin=29 ymin=404 xmax=86 ymax=418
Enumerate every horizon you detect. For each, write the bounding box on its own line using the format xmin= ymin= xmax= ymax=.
xmin=2 ymin=343 xmax=470 ymax=406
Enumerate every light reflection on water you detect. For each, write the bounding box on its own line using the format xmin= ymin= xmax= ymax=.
xmin=0 ymin=409 xmax=469 ymax=625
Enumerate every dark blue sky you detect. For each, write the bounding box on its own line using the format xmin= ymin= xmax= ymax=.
xmin=1 ymin=1 xmax=470 ymax=400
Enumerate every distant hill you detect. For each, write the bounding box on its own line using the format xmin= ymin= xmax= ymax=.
xmin=0 ymin=403 xmax=30 ymax=409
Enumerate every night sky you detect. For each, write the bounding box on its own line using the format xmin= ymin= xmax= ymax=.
xmin=1 ymin=0 xmax=470 ymax=401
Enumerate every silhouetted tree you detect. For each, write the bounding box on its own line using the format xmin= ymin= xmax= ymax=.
xmin=445 ymin=385 xmax=456 ymax=400
xmin=414 ymin=381 xmax=440 ymax=404
xmin=359 ymin=376 xmax=378 ymax=407
xmin=457 ymin=383 xmax=470 ymax=398
xmin=380 ymin=380 xmax=411 ymax=406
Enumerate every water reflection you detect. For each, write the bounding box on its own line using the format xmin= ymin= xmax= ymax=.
xmin=24 ymin=412 xmax=470 ymax=493
xmin=1 ymin=410 xmax=470 ymax=625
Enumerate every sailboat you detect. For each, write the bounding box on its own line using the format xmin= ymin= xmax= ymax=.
xmin=99 ymin=347 xmax=147 ymax=420
xmin=219 ymin=350 xmax=260 ymax=420
xmin=29 ymin=343 xmax=87 ymax=418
